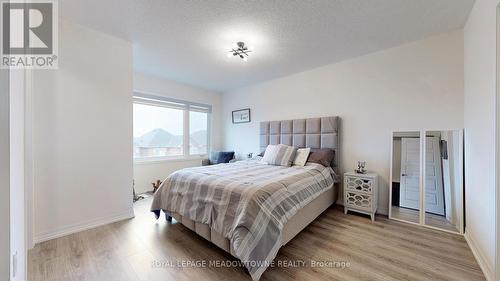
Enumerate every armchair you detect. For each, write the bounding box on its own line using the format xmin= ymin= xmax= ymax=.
xmin=202 ymin=151 xmax=236 ymax=166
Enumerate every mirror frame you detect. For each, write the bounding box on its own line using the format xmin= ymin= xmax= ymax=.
xmin=389 ymin=129 xmax=465 ymax=235
xmin=389 ymin=130 xmax=424 ymax=226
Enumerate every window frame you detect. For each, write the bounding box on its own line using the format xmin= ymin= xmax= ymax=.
xmin=133 ymin=91 xmax=211 ymax=163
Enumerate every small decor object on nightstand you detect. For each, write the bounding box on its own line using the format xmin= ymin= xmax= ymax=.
xmin=232 ymin=108 xmax=251 ymax=124
xmin=344 ymin=172 xmax=378 ymax=221
xmin=355 ymin=161 xmax=367 ymax=174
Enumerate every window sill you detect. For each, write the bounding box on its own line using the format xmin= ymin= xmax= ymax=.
xmin=134 ymin=155 xmax=207 ymax=165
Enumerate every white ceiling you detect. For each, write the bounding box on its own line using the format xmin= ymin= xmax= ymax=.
xmin=60 ymin=0 xmax=474 ymax=92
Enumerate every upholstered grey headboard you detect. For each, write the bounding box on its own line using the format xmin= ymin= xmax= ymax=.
xmin=259 ymin=116 xmax=340 ymax=171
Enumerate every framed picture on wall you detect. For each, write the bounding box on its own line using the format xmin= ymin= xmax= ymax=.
xmin=232 ymin=108 xmax=251 ymax=124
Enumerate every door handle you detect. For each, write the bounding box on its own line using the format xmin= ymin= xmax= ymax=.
xmin=401 ymin=173 xmax=408 ymax=176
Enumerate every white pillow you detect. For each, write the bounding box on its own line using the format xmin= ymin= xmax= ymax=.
xmin=293 ymin=148 xmax=311 ymax=166
xmin=261 ymin=144 xmax=297 ymax=167
xmin=261 ymin=145 xmax=279 ymax=164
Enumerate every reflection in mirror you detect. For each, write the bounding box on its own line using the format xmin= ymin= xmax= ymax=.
xmin=424 ymin=131 xmax=462 ymax=233
xmin=391 ymin=131 xmax=421 ymax=224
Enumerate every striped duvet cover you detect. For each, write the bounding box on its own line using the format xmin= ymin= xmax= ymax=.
xmin=151 ymin=159 xmax=335 ymax=280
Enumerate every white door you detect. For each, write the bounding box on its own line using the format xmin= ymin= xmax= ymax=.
xmin=399 ymin=138 xmax=421 ymax=210
xmin=425 ymin=136 xmax=445 ymax=216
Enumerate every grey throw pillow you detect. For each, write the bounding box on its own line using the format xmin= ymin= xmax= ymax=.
xmin=307 ymin=148 xmax=335 ymax=167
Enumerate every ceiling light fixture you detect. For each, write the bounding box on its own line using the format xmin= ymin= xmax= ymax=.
xmin=228 ymin=41 xmax=252 ymax=61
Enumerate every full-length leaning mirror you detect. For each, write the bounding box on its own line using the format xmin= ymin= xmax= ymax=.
xmin=389 ymin=130 xmax=464 ymax=234
xmin=390 ymin=131 xmax=421 ymax=224
xmin=423 ymin=130 xmax=464 ymax=233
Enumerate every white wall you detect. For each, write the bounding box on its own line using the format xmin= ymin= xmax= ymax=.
xmin=134 ymin=159 xmax=205 ymax=194
xmin=133 ymin=73 xmax=222 ymax=193
xmin=463 ymin=0 xmax=499 ymax=280
xmin=32 ymin=21 xmax=134 ymax=242
xmin=222 ymin=30 xmax=464 ymax=215
xmin=9 ymin=70 xmax=26 ymax=281
xmin=0 ymin=70 xmax=10 ymax=281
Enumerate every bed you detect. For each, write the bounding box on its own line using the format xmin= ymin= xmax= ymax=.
xmin=151 ymin=116 xmax=340 ymax=280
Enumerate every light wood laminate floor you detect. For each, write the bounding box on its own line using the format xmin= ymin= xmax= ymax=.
xmin=29 ymin=198 xmax=485 ymax=281
xmin=391 ymin=206 xmax=460 ymax=232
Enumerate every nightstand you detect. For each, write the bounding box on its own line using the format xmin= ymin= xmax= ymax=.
xmin=343 ymin=172 xmax=378 ymax=221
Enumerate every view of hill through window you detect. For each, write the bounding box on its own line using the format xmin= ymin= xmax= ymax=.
xmin=133 ymin=103 xmax=208 ymax=158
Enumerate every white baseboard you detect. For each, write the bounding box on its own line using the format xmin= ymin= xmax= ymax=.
xmin=34 ymin=209 xmax=135 ymax=244
xmin=464 ymin=230 xmax=494 ymax=281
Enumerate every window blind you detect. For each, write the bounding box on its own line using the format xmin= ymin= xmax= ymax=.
xmin=133 ymin=92 xmax=212 ymax=113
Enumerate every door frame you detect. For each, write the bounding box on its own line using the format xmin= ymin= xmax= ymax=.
xmin=0 ymin=67 xmax=10 ymax=281
xmin=495 ymin=4 xmax=500 ymax=280
xmin=24 ymin=69 xmax=34 ymax=250
xmin=389 ymin=129 xmax=465 ymax=235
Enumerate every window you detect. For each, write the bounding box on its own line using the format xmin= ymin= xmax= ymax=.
xmin=133 ymin=93 xmax=211 ymax=161
xmin=133 ymin=103 xmax=184 ymax=158
xmin=189 ymin=111 xmax=208 ymax=155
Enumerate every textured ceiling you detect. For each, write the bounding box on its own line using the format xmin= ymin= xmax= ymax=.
xmin=60 ymin=0 xmax=474 ymax=92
